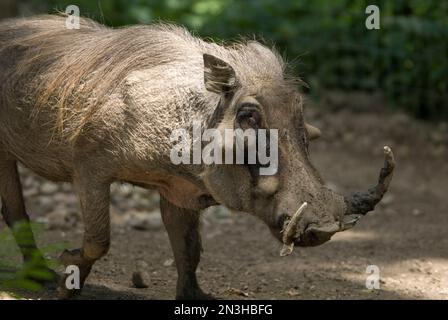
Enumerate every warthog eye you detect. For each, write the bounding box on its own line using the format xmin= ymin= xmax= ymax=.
xmin=237 ymin=104 xmax=261 ymax=129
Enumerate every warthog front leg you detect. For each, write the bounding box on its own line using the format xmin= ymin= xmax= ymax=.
xmin=58 ymin=173 xmax=110 ymax=299
xmin=160 ymin=196 xmax=214 ymax=300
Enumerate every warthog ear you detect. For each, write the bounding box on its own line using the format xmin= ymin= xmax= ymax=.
xmin=203 ymin=54 xmax=237 ymax=94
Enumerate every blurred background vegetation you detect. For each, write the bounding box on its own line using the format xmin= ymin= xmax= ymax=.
xmin=1 ymin=0 xmax=447 ymax=120
xmin=0 ymin=221 xmax=67 ymax=294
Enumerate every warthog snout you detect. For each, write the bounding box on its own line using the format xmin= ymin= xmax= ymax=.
xmin=275 ymin=203 xmax=341 ymax=256
xmin=277 ymin=146 xmax=395 ymax=256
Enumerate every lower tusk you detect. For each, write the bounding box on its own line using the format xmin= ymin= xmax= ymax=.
xmin=280 ymin=242 xmax=295 ymax=257
xmin=280 ymin=202 xmax=308 ymax=257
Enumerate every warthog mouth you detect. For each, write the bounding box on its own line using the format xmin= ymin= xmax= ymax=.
xmin=280 ymin=146 xmax=395 ymax=256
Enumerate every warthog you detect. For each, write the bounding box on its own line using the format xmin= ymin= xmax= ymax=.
xmin=0 ymin=14 xmax=394 ymax=299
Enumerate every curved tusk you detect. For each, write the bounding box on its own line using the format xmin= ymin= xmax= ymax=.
xmin=341 ymin=146 xmax=395 ymax=231
xmin=305 ymin=123 xmax=322 ymax=140
xmin=344 ymin=146 xmax=395 ymax=218
xmin=280 ymin=202 xmax=308 ymax=257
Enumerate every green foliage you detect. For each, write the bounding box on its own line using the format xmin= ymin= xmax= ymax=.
xmin=0 ymin=221 xmax=69 ymax=294
xmin=34 ymin=0 xmax=448 ymax=119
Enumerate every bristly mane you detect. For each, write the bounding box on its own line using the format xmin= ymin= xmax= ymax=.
xmin=0 ymin=14 xmax=300 ymax=143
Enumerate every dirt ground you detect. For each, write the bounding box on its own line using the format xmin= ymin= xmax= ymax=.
xmin=1 ymin=95 xmax=447 ymax=300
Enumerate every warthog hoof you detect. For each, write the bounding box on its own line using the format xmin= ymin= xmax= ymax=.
xmin=57 ymin=279 xmax=83 ymax=300
xmin=57 ymin=249 xmax=92 ymax=299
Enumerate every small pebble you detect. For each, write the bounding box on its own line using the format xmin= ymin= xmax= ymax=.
xmin=131 ymin=271 xmax=150 ymax=288
xmin=131 ymin=259 xmax=151 ymax=288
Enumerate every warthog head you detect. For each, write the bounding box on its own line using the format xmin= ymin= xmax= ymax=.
xmin=200 ymin=44 xmax=395 ymax=254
